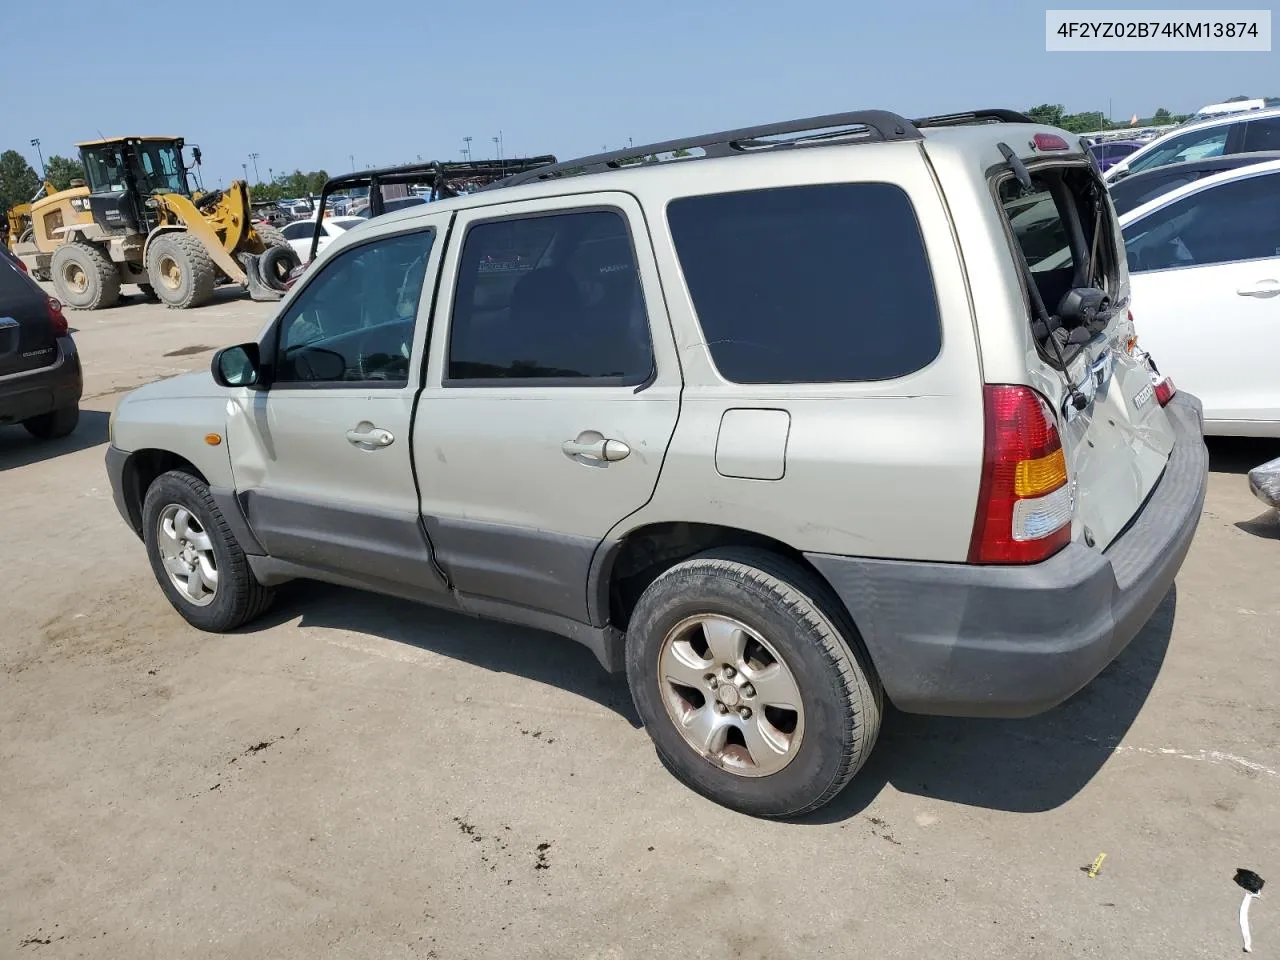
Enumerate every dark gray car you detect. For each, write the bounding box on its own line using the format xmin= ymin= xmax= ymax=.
xmin=0 ymin=255 xmax=82 ymax=439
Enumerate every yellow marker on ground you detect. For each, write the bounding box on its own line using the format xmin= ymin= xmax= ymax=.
xmin=1088 ymin=853 xmax=1107 ymax=878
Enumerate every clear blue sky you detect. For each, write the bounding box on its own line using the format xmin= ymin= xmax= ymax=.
xmin=2 ymin=0 xmax=1274 ymax=188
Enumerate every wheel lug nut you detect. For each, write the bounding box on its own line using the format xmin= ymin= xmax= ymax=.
xmin=707 ymin=676 xmax=718 ymax=688
xmin=715 ymin=702 xmax=728 ymax=714
xmin=739 ymin=707 xmax=751 ymax=719
xmin=722 ymin=666 xmax=736 ymax=678
xmin=741 ymin=684 xmax=755 ymax=698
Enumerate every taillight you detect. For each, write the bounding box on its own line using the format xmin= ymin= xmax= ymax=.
xmin=47 ymin=297 xmax=68 ymax=337
xmin=969 ymin=385 xmax=1073 ymax=564
xmin=14 ymin=257 xmax=28 ymax=274
xmin=1033 ymin=133 xmax=1070 ymax=151
xmin=1154 ymin=376 xmax=1176 ymax=406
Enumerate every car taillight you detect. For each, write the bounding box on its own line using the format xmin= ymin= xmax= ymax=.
xmin=47 ymin=297 xmax=68 ymax=337
xmin=1154 ymin=376 xmax=1176 ymax=406
xmin=14 ymin=257 xmax=28 ymax=274
xmin=969 ymin=384 xmax=1073 ymax=564
xmin=1033 ymin=133 xmax=1071 ymax=151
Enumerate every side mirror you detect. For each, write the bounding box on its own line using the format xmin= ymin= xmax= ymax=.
xmin=192 ymin=146 xmax=203 ymax=166
xmin=212 ymin=342 xmax=261 ymax=387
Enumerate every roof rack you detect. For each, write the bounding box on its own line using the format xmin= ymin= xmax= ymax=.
xmin=306 ymin=156 xmax=556 ymax=262
xmin=491 ymin=110 xmax=923 ymax=189
xmin=912 ymin=109 xmax=1036 ymax=128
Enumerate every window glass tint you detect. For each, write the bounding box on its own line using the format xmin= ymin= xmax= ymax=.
xmin=1124 ymin=172 xmax=1280 ymax=272
xmin=667 ymin=184 xmax=940 ymax=384
xmin=1127 ymin=127 xmax=1230 ymax=174
xmin=1242 ymin=117 xmax=1280 ymax=151
xmin=1110 ymin=143 xmax=1140 ymax=159
xmin=448 ymin=210 xmax=653 ymax=382
xmin=280 ymin=221 xmax=313 ymax=240
xmin=1000 ymin=181 xmax=1074 ymax=272
xmin=1110 ymin=173 xmax=1201 ymax=216
xmin=276 ymin=229 xmax=434 ymax=384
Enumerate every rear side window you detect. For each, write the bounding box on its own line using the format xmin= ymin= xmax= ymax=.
xmin=667 ymin=184 xmax=941 ymax=384
xmin=447 ymin=210 xmax=654 ymax=384
xmin=1242 ymin=117 xmax=1280 ymax=152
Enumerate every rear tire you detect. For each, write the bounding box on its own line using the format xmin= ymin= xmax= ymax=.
xmin=22 ymin=405 xmax=79 ymax=440
xmin=50 ymin=242 xmax=120 ymax=310
xmin=625 ymin=547 xmax=882 ymax=818
xmin=142 ymin=470 xmax=274 ymax=631
xmin=137 ymin=283 xmax=160 ymax=302
xmin=146 ymin=233 xmax=216 ymax=309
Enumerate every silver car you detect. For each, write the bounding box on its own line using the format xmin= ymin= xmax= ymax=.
xmin=105 ymin=108 xmax=1207 ymax=817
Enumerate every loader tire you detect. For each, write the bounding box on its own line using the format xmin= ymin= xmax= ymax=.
xmin=146 ymin=232 xmax=216 ymax=309
xmin=257 ymin=245 xmax=301 ymax=291
xmin=50 ymin=241 xmax=121 ymax=310
xmin=254 ymin=224 xmax=290 ymax=251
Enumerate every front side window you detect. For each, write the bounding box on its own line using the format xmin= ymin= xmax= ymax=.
xmin=280 ymin=221 xmax=313 ymax=241
xmin=275 ymin=229 xmax=435 ymax=384
xmin=447 ymin=210 xmax=653 ymax=383
xmin=668 ymin=183 xmax=941 ymax=384
xmin=133 ymin=143 xmax=185 ymax=194
xmin=1124 ymin=171 xmax=1280 ymax=272
xmin=1127 ymin=127 xmax=1230 ymax=175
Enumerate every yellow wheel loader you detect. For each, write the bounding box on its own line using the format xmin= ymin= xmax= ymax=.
xmin=11 ymin=137 xmax=299 ymax=310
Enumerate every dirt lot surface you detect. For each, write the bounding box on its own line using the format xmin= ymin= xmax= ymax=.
xmin=2 ymin=290 xmax=1278 ymax=959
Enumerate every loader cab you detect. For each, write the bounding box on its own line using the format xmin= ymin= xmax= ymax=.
xmin=77 ymin=136 xmax=189 ymax=237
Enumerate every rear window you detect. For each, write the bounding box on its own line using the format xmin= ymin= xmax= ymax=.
xmin=0 ymin=258 xmax=39 ymax=300
xmin=666 ymin=183 xmax=941 ymax=384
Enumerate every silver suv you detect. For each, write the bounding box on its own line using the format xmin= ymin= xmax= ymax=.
xmin=105 ymin=109 xmax=1208 ymax=817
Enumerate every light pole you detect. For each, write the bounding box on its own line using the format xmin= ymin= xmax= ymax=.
xmin=349 ymin=154 xmax=356 ymax=172
xmin=463 ymin=136 xmax=473 ymax=161
xmin=248 ymin=152 xmax=260 ymax=181
xmin=29 ymin=138 xmax=44 ymax=178
xmin=492 ymin=136 xmax=499 ymax=160
xmin=268 ymin=167 xmax=274 ymax=183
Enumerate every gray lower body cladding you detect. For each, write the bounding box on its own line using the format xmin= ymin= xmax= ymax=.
xmin=0 ymin=336 xmax=82 ymax=424
xmin=807 ymin=393 xmax=1208 ymax=719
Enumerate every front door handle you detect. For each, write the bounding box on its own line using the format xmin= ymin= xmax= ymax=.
xmin=562 ymin=436 xmax=631 ymax=462
xmin=346 ymin=424 xmax=395 ymax=448
xmin=1237 ymin=279 xmax=1280 ymax=298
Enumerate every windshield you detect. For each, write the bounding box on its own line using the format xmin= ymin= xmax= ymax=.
xmin=1127 ymin=127 xmax=1229 ymax=175
xmin=133 ymin=142 xmax=186 ymax=195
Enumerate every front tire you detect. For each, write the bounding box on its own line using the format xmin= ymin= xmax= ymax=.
xmin=142 ymin=471 xmax=274 ymax=631
xmin=23 ymin=405 xmax=79 ymax=440
xmin=146 ymin=233 xmax=217 ymax=309
xmin=50 ymin=242 xmax=121 ymax=310
xmin=626 ymin=548 xmax=882 ymax=818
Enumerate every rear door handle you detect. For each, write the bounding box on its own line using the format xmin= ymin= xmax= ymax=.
xmin=346 ymin=424 xmax=395 ymax=448
xmin=1237 ymin=279 xmax=1280 ymax=298
xmin=562 ymin=436 xmax=631 ymax=462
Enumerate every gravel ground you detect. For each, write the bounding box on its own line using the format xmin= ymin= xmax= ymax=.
xmin=2 ymin=291 xmax=1278 ymax=959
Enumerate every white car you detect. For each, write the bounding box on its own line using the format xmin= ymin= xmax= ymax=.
xmin=279 ymin=216 xmax=366 ymax=261
xmin=1120 ymin=159 xmax=1280 ymax=436
xmin=1106 ymin=106 xmax=1280 ymax=182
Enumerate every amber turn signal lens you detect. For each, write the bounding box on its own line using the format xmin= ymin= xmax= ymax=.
xmin=205 ymin=433 xmax=222 ymax=446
